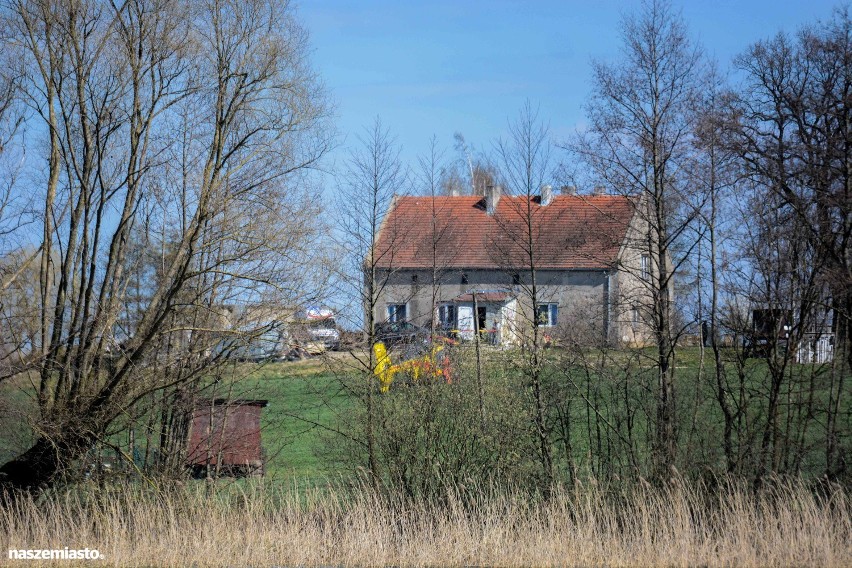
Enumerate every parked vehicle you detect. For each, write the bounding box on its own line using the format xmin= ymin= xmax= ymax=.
xmin=210 ymin=305 xmax=340 ymax=362
xmin=224 ymin=325 xmax=286 ymax=362
xmin=744 ymin=308 xmax=792 ymax=359
xmin=375 ymin=321 xmax=429 ymax=347
xmin=291 ymin=307 xmax=340 ymax=352
xmin=375 ymin=321 xmax=458 ymax=349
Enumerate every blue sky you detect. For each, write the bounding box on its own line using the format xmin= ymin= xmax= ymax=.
xmin=299 ymin=0 xmax=844 ymax=171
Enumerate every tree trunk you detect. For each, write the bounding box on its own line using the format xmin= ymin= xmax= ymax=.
xmin=0 ymin=432 xmax=93 ymax=493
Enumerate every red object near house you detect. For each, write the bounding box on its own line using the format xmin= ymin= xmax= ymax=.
xmin=186 ymin=399 xmax=268 ymax=477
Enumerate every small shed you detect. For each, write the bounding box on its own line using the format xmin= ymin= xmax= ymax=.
xmin=186 ymin=399 xmax=268 ymax=478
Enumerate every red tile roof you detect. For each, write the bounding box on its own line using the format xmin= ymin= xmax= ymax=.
xmin=374 ymin=194 xmax=635 ymax=270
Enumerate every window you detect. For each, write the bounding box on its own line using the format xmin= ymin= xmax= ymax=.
xmin=632 ymin=307 xmax=640 ymax=328
xmin=641 ymin=254 xmax=651 ymax=281
xmin=461 ymin=273 xmax=469 ymax=284
xmin=512 ymin=273 xmax=521 ymax=286
xmin=387 ymin=303 xmax=407 ymax=323
xmin=437 ymin=304 xmax=456 ymax=330
xmin=536 ymin=303 xmax=558 ymax=327
xmin=411 ymin=274 xmax=419 ymax=284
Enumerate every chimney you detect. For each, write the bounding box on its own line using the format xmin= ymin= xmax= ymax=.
xmin=560 ymin=185 xmax=576 ymax=195
xmin=449 ymin=187 xmax=460 ymax=197
xmin=485 ymin=184 xmax=501 ymax=215
xmin=593 ymin=185 xmax=606 ymax=196
xmin=540 ymin=184 xmax=553 ymax=206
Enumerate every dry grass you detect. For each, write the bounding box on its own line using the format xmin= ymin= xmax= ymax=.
xmin=1 ymin=477 xmax=849 ymax=567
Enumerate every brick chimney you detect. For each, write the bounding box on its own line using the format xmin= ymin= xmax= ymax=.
xmin=485 ymin=184 xmax=501 ymax=215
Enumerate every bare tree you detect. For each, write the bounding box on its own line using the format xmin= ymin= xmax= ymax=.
xmin=731 ymin=9 xmax=852 ymax=480
xmin=0 ymin=9 xmax=35 ymax=329
xmin=416 ymin=136 xmax=460 ymax=340
xmin=492 ymin=101 xmax=556 ymax=490
xmin=333 ymin=117 xmax=409 ymax=485
xmin=568 ymin=0 xmax=705 ymax=475
xmin=449 ymin=132 xmax=499 ymax=196
xmin=691 ymin=68 xmax=741 ymax=472
xmin=0 ymin=0 xmax=330 ymax=492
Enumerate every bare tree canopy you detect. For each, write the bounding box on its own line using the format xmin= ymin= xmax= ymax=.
xmin=567 ymin=0 xmax=705 ymax=474
xmin=730 ymin=7 xmax=852 ymax=479
xmin=331 ymin=117 xmax=408 ymax=484
xmin=0 ymin=0 xmax=331 ymax=492
xmin=493 ymin=101 xmax=556 ymax=490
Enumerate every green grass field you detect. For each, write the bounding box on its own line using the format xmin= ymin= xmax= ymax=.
xmin=0 ymin=346 xmax=846 ymax=486
xmin=0 ymin=358 xmax=351 ymax=485
xmin=0 ymin=372 xmax=37 ymax=466
xmin=1 ymin=349 xmax=848 ymax=567
xmin=236 ymin=359 xmax=351 ymax=483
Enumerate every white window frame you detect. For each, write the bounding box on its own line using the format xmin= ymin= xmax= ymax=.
xmin=640 ymin=254 xmax=651 ymax=281
xmin=536 ymin=303 xmax=558 ymax=327
xmin=387 ymin=303 xmax=407 ymax=323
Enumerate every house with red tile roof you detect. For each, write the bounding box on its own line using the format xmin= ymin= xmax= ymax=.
xmin=370 ymin=186 xmax=653 ymax=346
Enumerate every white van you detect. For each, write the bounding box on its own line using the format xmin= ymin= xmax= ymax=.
xmin=292 ymin=307 xmax=340 ymax=352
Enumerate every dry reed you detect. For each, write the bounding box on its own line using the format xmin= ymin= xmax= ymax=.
xmin=0 ymin=477 xmax=849 ymax=567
